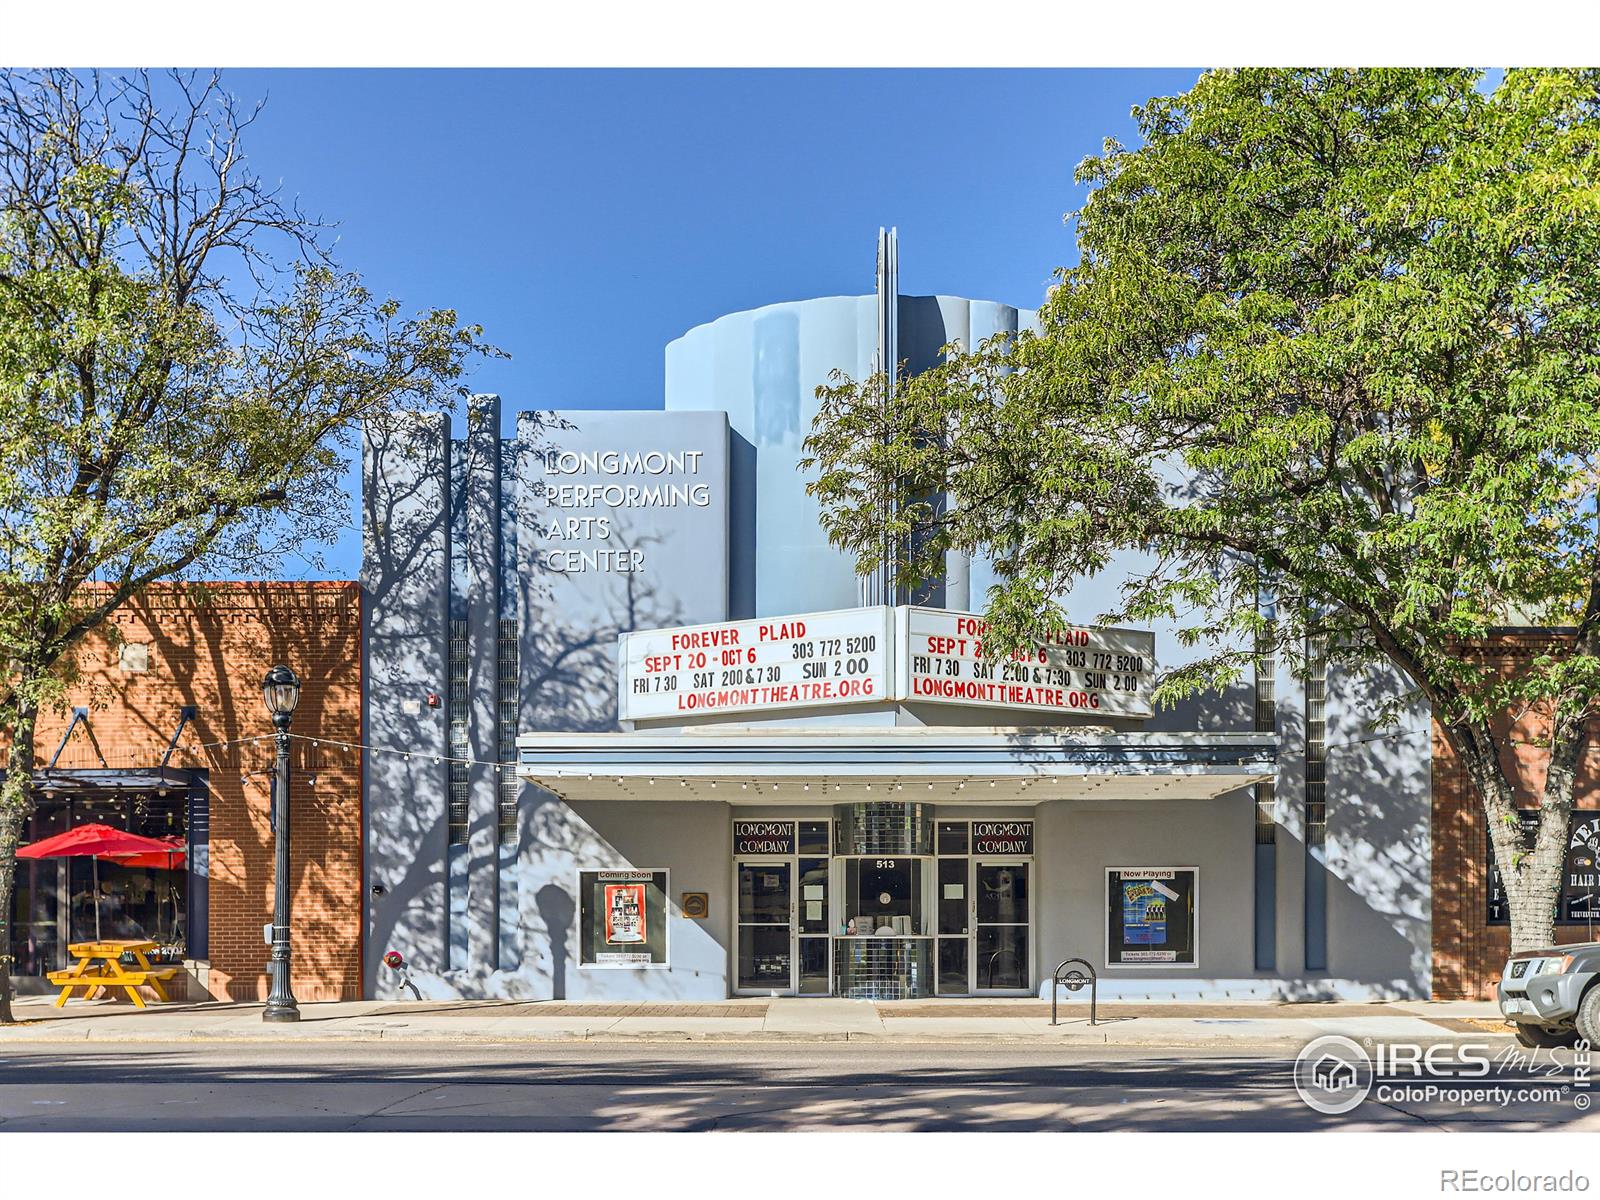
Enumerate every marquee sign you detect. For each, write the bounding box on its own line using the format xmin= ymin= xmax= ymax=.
xmin=899 ymin=607 xmax=1155 ymax=720
xmin=619 ymin=607 xmax=891 ymax=720
xmin=618 ymin=605 xmax=1157 ymax=723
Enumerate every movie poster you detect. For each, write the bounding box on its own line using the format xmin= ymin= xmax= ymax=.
xmin=579 ymin=869 xmax=669 ymax=967
xmin=1107 ymin=868 xmax=1197 ymax=967
xmin=605 ymin=883 xmax=646 ymax=944
xmin=1122 ymin=878 xmax=1170 ymax=945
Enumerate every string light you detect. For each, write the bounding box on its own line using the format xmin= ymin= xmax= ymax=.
xmin=165 ymin=730 xmax=1037 ymax=797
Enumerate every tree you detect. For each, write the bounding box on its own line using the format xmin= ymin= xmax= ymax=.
xmin=0 ymin=70 xmax=495 ymax=1021
xmin=804 ymin=68 xmax=1600 ymax=954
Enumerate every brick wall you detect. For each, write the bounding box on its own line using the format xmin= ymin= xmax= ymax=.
xmin=32 ymin=581 xmax=363 ymax=1001
xmin=1432 ymin=629 xmax=1600 ymax=999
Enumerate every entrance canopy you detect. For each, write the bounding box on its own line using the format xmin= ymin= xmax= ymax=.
xmin=517 ymin=726 xmax=1276 ymax=803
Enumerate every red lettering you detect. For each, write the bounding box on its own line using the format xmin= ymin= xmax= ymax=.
xmin=758 ymin=621 xmax=807 ymax=641
xmin=670 ymin=627 xmax=741 ymax=650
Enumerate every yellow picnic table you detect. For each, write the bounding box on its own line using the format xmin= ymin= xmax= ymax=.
xmin=47 ymin=939 xmax=179 ymax=1008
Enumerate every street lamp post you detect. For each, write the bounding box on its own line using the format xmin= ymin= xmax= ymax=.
xmin=261 ymin=664 xmax=302 ymax=1022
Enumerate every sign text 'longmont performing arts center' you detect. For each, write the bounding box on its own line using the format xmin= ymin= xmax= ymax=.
xmin=618 ymin=606 xmax=1156 ymax=721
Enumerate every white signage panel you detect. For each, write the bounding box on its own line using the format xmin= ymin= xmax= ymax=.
xmin=619 ymin=607 xmax=892 ymax=720
xmin=897 ymin=606 xmax=1156 ymax=719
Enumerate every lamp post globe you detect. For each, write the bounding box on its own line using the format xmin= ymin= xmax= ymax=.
xmin=262 ymin=664 xmax=301 ymax=1022
xmin=261 ymin=663 xmax=302 ymax=719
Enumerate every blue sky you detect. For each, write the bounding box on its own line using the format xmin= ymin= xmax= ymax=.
xmin=228 ymin=69 xmax=1202 ymax=576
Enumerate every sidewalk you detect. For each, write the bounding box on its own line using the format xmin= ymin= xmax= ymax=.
xmin=0 ymin=995 xmax=1512 ymax=1048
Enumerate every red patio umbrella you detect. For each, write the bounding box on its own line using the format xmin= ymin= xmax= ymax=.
xmin=17 ymin=823 xmax=187 ymax=939
xmin=117 ymin=836 xmax=186 ymax=871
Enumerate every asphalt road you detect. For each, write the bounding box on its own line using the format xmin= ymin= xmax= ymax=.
xmin=2 ymin=1041 xmax=1598 ymax=1131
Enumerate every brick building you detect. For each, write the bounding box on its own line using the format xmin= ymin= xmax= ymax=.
xmin=1432 ymin=630 xmax=1600 ymax=1000
xmin=9 ymin=581 xmax=363 ymax=1001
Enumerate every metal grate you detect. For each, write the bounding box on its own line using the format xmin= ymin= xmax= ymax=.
xmin=1254 ymin=634 xmax=1277 ymax=845
xmin=1304 ymin=633 xmax=1327 ymax=846
xmin=447 ymin=618 xmax=470 ymax=845
xmin=1255 ymin=781 xmax=1278 ymax=845
xmin=496 ymin=618 xmax=520 ymax=844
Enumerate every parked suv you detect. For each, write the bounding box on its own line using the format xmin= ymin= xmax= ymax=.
xmin=1497 ymin=942 xmax=1600 ymax=1048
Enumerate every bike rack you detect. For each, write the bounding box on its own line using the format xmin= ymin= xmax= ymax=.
xmin=984 ymin=947 xmax=1023 ymax=989
xmin=1051 ymin=957 xmax=1097 ymax=1026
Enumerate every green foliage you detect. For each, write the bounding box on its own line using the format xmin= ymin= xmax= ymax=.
xmin=0 ymin=69 xmax=498 ymax=715
xmin=0 ymin=70 xmax=498 ymax=1011
xmin=805 ymin=69 xmax=1600 ymax=730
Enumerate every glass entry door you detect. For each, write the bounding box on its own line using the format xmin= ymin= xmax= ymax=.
xmin=735 ymin=861 xmax=794 ymax=994
xmin=972 ymin=860 xmax=1031 ymax=994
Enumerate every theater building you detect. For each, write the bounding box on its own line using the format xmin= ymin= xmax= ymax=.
xmin=14 ymin=241 xmax=1592 ymax=1006
xmin=361 ymin=232 xmax=1438 ymax=1003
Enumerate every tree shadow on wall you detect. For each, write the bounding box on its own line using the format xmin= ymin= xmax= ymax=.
xmin=505 ymin=511 xmax=721 ymax=1000
xmin=360 ymin=413 xmax=466 ymax=998
xmin=66 ymin=581 xmax=363 ymax=1000
xmin=520 ymin=524 xmax=686 ymax=733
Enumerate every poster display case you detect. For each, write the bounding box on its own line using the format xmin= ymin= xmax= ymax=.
xmin=578 ymin=868 xmax=669 ymax=968
xmin=1106 ymin=867 xmax=1198 ymax=968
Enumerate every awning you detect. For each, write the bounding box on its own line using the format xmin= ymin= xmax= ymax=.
xmin=30 ymin=767 xmax=195 ymax=796
xmin=517 ymin=726 xmax=1276 ymax=803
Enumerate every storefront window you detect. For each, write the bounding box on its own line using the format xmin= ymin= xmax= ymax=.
xmin=936 ymin=821 xmax=968 ymax=855
xmin=8 ymin=789 xmax=189 ymax=976
xmin=797 ymin=858 xmax=829 ymax=934
xmin=797 ymin=820 xmax=830 ymax=855
xmin=839 ymin=857 xmax=927 ymax=936
xmin=937 ymin=858 xmax=967 ymax=935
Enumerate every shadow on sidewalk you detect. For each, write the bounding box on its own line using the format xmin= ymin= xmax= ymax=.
xmin=0 ymin=1045 xmax=1585 ymax=1132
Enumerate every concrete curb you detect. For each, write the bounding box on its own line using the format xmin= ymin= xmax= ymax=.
xmin=0 ymin=1027 xmax=1519 ymax=1048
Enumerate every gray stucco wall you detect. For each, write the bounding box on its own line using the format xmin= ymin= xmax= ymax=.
xmin=1322 ymin=658 xmax=1433 ymax=996
xmin=502 ymin=798 xmax=731 ymax=1001
xmin=1034 ymin=793 xmax=1259 ymax=997
xmin=510 ymin=407 xmax=732 ymax=732
xmin=362 ymin=410 xmax=452 ymax=996
xmin=364 ymin=271 xmax=1432 ymax=1001
xmin=364 ymin=399 xmax=739 ymax=1000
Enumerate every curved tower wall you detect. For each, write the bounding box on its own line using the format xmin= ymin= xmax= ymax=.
xmin=665 ymin=294 xmax=1033 ymax=618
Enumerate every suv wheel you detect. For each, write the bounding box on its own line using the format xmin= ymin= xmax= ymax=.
xmin=1515 ymin=1023 xmax=1576 ymax=1049
xmin=1577 ymin=985 xmax=1600 ymax=1048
